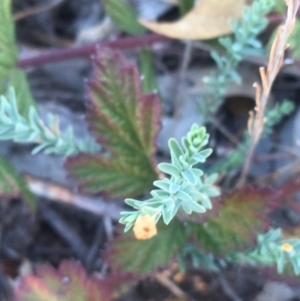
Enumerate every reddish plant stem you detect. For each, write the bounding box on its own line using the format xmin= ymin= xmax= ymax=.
xmin=17 ymin=33 xmax=170 ymax=68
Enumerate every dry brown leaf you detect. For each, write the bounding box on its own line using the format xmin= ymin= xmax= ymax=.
xmin=140 ymin=0 xmax=245 ymax=40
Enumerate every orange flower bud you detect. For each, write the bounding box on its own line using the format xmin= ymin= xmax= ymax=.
xmin=281 ymin=243 xmax=293 ymax=252
xmin=133 ymin=215 xmax=157 ymax=240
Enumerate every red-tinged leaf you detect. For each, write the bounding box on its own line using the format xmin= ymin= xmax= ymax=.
xmin=105 ymin=219 xmax=186 ymax=276
xmin=0 ymin=157 xmax=35 ymax=210
xmin=66 ymin=49 xmax=161 ymax=198
xmin=16 ymin=261 xmax=113 ymax=301
xmin=270 ymin=178 xmax=300 ymax=236
xmin=189 ymin=187 xmax=279 ymax=255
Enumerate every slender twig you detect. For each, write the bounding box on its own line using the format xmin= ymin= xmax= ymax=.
xmin=99 ymin=216 xmax=113 ymax=279
xmin=238 ymin=0 xmax=300 ymax=187
xmin=210 ymin=116 xmax=239 ymax=145
xmin=25 ymin=175 xmax=122 ymax=221
xmin=0 ymin=272 xmax=13 ymax=301
xmin=155 ymin=271 xmax=187 ymax=299
xmin=17 ymin=34 xmax=170 ymax=68
xmin=14 ymin=0 xmax=62 ymax=21
xmin=85 ymin=220 xmax=106 ymax=273
xmin=218 ymin=274 xmax=243 ymax=301
xmin=254 ymin=160 xmax=300 ymax=185
xmin=39 ymin=204 xmax=88 ymax=260
xmin=174 ymin=40 xmax=194 ymax=117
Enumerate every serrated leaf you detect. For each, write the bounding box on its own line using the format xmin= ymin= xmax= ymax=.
xmin=66 ymin=49 xmax=161 ymax=198
xmin=189 ymin=187 xmax=276 ymax=255
xmin=16 ymin=261 xmax=113 ymax=301
xmin=0 ymin=156 xmax=35 ymax=210
xmin=105 ymin=219 xmax=186 ymax=276
xmin=66 ymin=154 xmax=156 ymax=197
xmin=103 ymin=0 xmax=146 ymax=35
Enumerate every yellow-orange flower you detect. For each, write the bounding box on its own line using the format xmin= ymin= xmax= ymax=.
xmin=281 ymin=243 xmax=294 ymax=252
xmin=133 ymin=215 xmax=157 ymax=240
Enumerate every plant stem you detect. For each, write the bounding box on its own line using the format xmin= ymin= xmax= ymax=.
xmin=238 ymin=0 xmax=300 ymax=186
xmin=218 ymin=274 xmax=243 ymax=301
xmin=17 ymin=33 xmax=170 ymax=68
xmin=174 ymin=40 xmax=194 ymax=117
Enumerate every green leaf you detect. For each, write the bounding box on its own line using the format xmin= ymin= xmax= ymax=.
xmin=189 ymin=187 xmax=276 ymax=255
xmin=158 ymin=162 xmax=180 ymax=177
xmin=0 ymin=69 xmax=36 ymax=115
xmin=0 ymin=156 xmax=35 ymax=210
xmin=15 ymin=261 xmax=113 ymax=301
xmin=178 ymin=0 xmax=195 ymax=16
xmin=66 ymin=155 xmax=157 ymax=198
xmin=105 ymin=219 xmax=186 ymax=276
xmin=0 ymin=0 xmax=36 ymax=115
xmin=139 ymin=49 xmax=158 ymax=94
xmin=103 ymin=0 xmax=146 ymax=35
xmin=0 ymin=0 xmax=17 ymax=77
xmin=273 ymin=0 xmax=287 ymax=13
xmin=181 ymin=169 xmax=197 ymax=185
xmin=66 ymin=49 xmax=162 ymax=198
xmin=287 ymin=19 xmax=300 ymax=59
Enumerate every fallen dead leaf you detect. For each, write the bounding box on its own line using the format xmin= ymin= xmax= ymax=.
xmin=140 ymin=0 xmax=245 ymax=40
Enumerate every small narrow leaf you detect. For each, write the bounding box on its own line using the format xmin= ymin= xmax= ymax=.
xmin=139 ymin=49 xmax=158 ymax=94
xmin=0 ymin=156 xmax=35 ymax=210
xmin=7 ymin=69 xmax=36 ymax=115
xmin=153 ymin=180 xmax=170 ymax=191
xmin=105 ymin=220 xmax=186 ymax=276
xmin=103 ymin=0 xmax=146 ymax=35
xmin=287 ymin=19 xmax=300 ymax=58
xmin=0 ymin=0 xmax=17 ymax=77
xmin=158 ymin=162 xmax=180 ymax=177
xmin=0 ymin=0 xmax=36 ymax=115
xmin=66 ymin=49 xmax=162 ymax=198
xmin=181 ymin=169 xmax=197 ymax=185
xmin=16 ymin=261 xmax=113 ymax=301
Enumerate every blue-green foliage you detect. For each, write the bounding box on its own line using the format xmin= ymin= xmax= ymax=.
xmin=0 ymin=88 xmax=100 ymax=155
xmin=200 ymin=0 xmax=275 ymax=121
xmin=178 ymin=228 xmax=300 ymax=276
xmin=210 ymin=100 xmax=294 ymax=174
xmin=120 ymin=124 xmax=219 ymax=231
xmin=234 ymin=228 xmax=300 ymax=275
xmin=263 ymin=100 xmax=295 ymax=136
